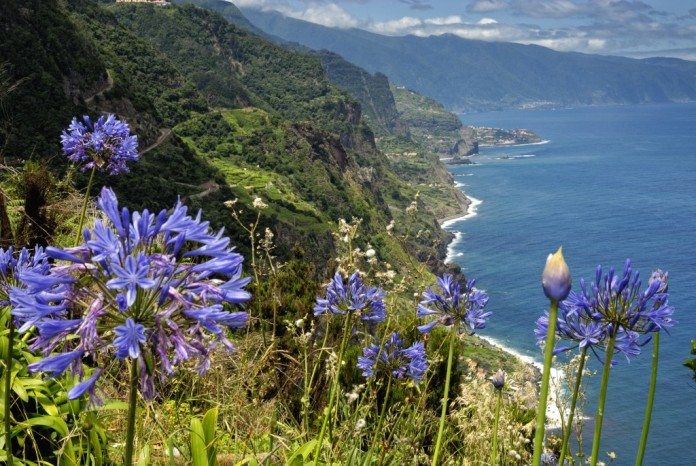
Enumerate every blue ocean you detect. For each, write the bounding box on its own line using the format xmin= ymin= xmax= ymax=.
xmin=445 ymin=103 xmax=696 ymax=465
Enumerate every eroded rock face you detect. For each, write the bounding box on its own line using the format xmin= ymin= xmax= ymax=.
xmin=449 ymin=138 xmax=479 ymax=157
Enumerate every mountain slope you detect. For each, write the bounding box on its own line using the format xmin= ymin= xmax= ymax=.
xmin=0 ymin=0 xmax=465 ymax=276
xmin=240 ymin=7 xmax=696 ymax=112
xmin=177 ymin=0 xmax=403 ymax=136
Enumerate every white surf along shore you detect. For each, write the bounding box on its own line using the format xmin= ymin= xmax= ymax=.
xmin=439 ymin=159 xmax=564 ymax=429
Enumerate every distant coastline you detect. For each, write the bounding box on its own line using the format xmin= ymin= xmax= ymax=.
xmin=480 ymin=139 xmax=550 ymax=148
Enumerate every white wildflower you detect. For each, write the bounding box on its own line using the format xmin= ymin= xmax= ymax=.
xmin=355 ymin=419 xmax=366 ymax=431
xmin=252 ymin=197 xmax=268 ymax=209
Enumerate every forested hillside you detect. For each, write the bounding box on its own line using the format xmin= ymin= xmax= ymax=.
xmin=0 ymin=0 xmax=467 ymax=276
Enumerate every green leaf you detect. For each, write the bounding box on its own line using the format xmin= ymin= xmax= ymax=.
xmin=137 ymin=444 xmax=151 ymax=466
xmin=19 ymin=415 xmax=69 ymax=437
xmin=89 ymin=428 xmax=103 ymax=466
xmin=202 ymin=408 xmax=218 ymax=466
xmin=233 ymin=458 xmax=259 ymax=466
xmin=287 ymin=439 xmax=318 ymax=466
xmin=87 ymin=401 xmax=129 ymax=412
xmin=12 ymin=373 xmax=29 ymax=403
xmin=190 ymin=417 xmax=208 ymax=466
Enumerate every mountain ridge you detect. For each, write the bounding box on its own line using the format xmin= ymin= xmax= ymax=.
xmin=239 ymin=7 xmax=696 ymax=112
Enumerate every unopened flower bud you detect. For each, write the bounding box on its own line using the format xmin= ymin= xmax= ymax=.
xmin=542 ymin=247 xmax=571 ymax=301
xmin=490 ymin=368 xmax=505 ymax=390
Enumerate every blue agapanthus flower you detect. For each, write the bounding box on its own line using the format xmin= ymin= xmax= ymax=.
xmin=357 ymin=332 xmax=427 ymax=382
xmin=61 ymin=114 xmax=138 ymax=175
xmin=314 ymin=271 xmax=386 ymax=323
xmin=540 ymin=452 xmax=558 ymax=465
xmin=0 ymin=246 xmax=51 ymax=299
xmin=14 ymin=187 xmax=250 ymax=401
xmin=534 ymin=300 xmax=607 ymax=357
xmin=417 ymin=274 xmax=490 ymax=334
xmin=0 ymin=246 xmax=71 ymax=334
xmin=535 ymin=260 xmax=675 ymax=361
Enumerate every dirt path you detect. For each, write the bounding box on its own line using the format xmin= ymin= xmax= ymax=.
xmin=84 ymin=70 xmax=114 ymax=105
xmin=140 ymin=128 xmax=172 ymax=155
xmin=189 ymin=181 xmax=220 ymax=200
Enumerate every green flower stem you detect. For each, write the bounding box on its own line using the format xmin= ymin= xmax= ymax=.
xmin=313 ymin=312 xmax=352 ymax=462
xmin=302 ymin=344 xmax=310 ymax=437
xmin=490 ymin=388 xmax=503 ymax=466
xmin=364 ymin=376 xmax=392 ymax=466
xmin=590 ymin=330 xmax=617 ymax=466
xmin=559 ymin=345 xmax=588 ymax=465
xmin=74 ymin=166 xmax=96 ymax=246
xmin=303 ymin=324 xmax=333 ymax=439
xmin=635 ymin=332 xmax=660 ymax=466
xmin=124 ymin=359 xmax=139 ymax=465
xmin=431 ymin=330 xmax=456 ymax=466
xmin=532 ymin=299 xmax=559 ymax=466
xmin=3 ymin=317 xmax=14 ymax=466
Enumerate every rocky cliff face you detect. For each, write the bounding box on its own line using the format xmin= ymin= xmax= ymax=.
xmin=449 ymin=138 xmax=479 ymax=157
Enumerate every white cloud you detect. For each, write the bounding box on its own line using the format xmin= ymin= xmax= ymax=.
xmin=287 ymin=3 xmax=359 ymax=28
xmin=230 ymin=0 xmax=274 ymax=7
xmin=371 ymin=16 xmax=423 ymax=34
xmin=424 ymin=15 xmax=463 ymax=26
xmin=467 ymin=0 xmax=509 ymax=13
xmin=523 ymin=37 xmax=607 ymax=51
xmin=232 ymin=0 xmax=696 ymax=55
xmin=241 ymin=1 xmax=360 ymax=29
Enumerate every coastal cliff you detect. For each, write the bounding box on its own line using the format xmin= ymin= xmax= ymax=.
xmin=391 ymin=85 xmax=542 ymax=161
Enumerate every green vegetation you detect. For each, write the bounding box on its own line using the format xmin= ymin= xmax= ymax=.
xmin=0 ymin=1 xmax=549 ymax=464
xmin=390 ymin=85 xmax=469 ymax=156
xmin=319 ymin=51 xmax=400 ymax=135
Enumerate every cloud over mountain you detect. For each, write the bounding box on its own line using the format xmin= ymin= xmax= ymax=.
xmin=230 ymin=0 xmax=696 ymax=57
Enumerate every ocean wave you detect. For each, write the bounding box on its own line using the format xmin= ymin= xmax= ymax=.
xmin=442 ymin=196 xmax=482 ymax=264
xmin=454 ymin=181 xmax=467 ymax=188
xmin=513 ymin=139 xmax=550 ymax=147
xmin=479 ymin=335 xmax=565 ymax=429
xmin=497 ymin=154 xmax=536 ymax=160
xmin=444 ymin=231 xmax=464 ymax=265
xmin=441 ymin=195 xmax=483 ymax=228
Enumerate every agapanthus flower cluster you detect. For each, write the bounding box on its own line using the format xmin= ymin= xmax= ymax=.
xmin=417 ymin=274 xmax=491 ymax=334
xmin=61 ymin=114 xmax=138 ymax=175
xmin=0 ymin=246 xmax=51 ymax=306
xmin=1 ymin=248 xmax=70 ymax=341
xmin=357 ymin=332 xmax=427 ymax=382
xmin=314 ymin=271 xmax=386 ymax=323
xmin=13 ymin=187 xmax=250 ymax=401
xmin=535 ymin=260 xmax=674 ymax=361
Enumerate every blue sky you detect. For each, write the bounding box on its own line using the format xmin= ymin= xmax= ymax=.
xmin=232 ymin=0 xmax=696 ymax=59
